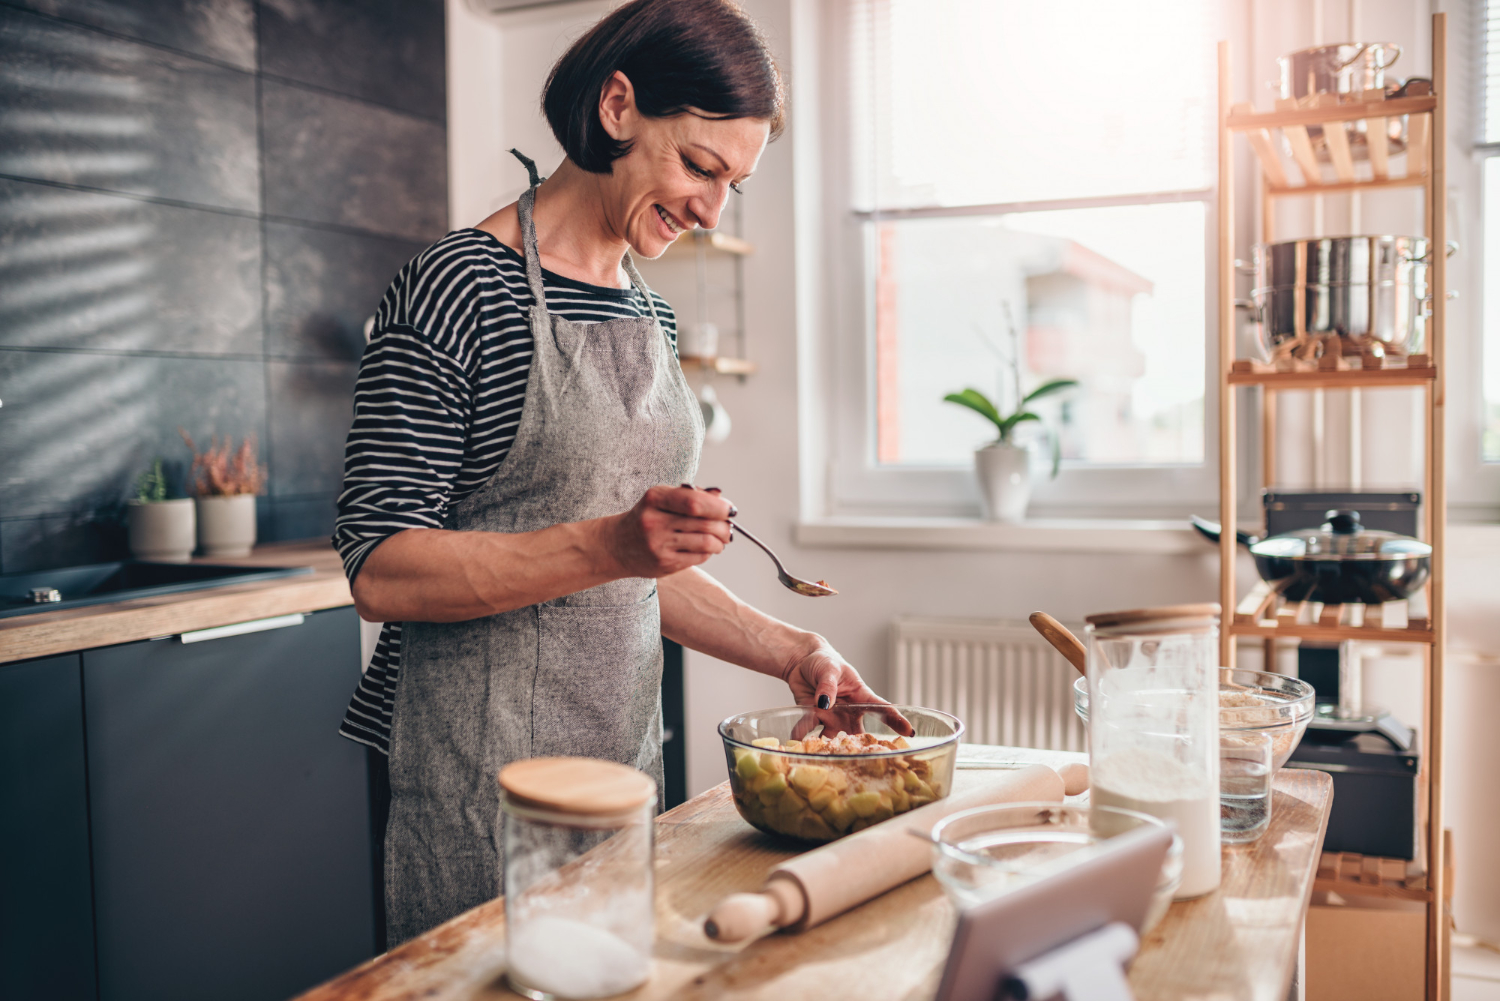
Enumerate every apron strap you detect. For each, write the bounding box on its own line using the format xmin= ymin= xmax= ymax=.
xmin=620 ymin=252 xmax=664 ymax=329
xmin=510 ymin=149 xmax=549 ymax=313
xmin=510 ymin=148 xmax=663 ymax=335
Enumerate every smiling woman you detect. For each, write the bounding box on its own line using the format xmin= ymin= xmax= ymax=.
xmin=330 ymin=0 xmax=902 ymax=953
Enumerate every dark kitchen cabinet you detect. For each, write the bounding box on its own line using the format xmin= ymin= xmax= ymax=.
xmin=0 ymin=654 xmax=97 ymax=1001
xmin=82 ymin=606 xmax=374 ymax=1001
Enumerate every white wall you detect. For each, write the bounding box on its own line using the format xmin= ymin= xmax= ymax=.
xmin=447 ymin=0 xmax=1500 ymax=941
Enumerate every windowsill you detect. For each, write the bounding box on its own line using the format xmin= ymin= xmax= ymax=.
xmin=793 ymin=516 xmax=1207 ymax=555
xmin=794 ymin=517 xmax=1500 ymax=557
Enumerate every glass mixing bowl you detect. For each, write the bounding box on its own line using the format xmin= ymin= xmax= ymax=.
xmin=1073 ymin=668 xmax=1315 ymax=769
xmin=719 ymin=704 xmax=962 ymax=843
xmin=930 ymin=802 xmax=1183 ymax=933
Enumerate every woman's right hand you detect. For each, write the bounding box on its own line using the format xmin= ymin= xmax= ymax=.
xmin=601 ymin=485 xmax=734 ymax=578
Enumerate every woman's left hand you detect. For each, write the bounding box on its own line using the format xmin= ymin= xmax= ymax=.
xmin=782 ymin=640 xmax=914 ymax=736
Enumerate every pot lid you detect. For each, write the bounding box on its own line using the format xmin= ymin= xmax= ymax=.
xmin=1250 ymin=510 xmax=1431 ymax=561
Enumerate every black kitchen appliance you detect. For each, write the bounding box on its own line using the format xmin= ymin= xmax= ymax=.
xmin=1285 ymin=731 xmax=1421 ymax=859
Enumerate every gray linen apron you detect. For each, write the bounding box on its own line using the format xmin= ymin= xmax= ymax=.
xmin=383 ymin=152 xmax=703 ymax=944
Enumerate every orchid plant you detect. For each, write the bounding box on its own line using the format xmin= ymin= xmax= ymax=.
xmin=943 ymin=301 xmax=1078 ymax=477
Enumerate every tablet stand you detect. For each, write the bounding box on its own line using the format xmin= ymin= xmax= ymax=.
xmin=999 ymin=922 xmax=1138 ymax=1001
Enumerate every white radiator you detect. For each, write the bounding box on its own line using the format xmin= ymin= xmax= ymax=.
xmin=891 ymin=617 xmax=1086 ymax=753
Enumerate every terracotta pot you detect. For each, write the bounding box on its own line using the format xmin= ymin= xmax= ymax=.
xmin=974 ymin=443 xmax=1031 ymax=523
xmin=196 ymin=494 xmax=257 ymax=558
xmin=127 ymin=498 xmax=196 ymax=562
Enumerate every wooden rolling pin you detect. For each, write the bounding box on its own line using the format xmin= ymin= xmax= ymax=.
xmin=704 ymin=763 xmax=1065 ymax=943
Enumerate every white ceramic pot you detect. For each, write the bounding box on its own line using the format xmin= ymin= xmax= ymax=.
xmin=127 ymin=498 xmax=196 ymax=562
xmin=196 ymin=494 xmax=257 ymax=558
xmin=974 ymin=443 xmax=1031 ymax=523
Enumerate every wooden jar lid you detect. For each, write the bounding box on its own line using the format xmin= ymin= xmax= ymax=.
xmin=1084 ymin=603 xmax=1222 ymax=630
xmin=499 ymin=757 xmax=657 ymax=815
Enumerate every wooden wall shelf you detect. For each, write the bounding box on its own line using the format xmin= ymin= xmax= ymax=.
xmin=660 ymin=230 xmax=754 ymax=258
xmin=679 ymin=354 xmax=757 ymax=376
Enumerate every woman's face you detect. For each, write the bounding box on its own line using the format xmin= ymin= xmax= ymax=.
xmin=597 ymin=72 xmax=770 ymax=258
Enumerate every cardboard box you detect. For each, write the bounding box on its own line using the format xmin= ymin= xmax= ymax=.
xmin=1307 ymin=895 xmax=1427 ymax=1001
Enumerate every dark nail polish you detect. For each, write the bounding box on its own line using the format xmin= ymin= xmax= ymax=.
xmin=728 ymin=506 xmax=739 ymax=517
xmin=705 ymin=486 xmax=721 ymax=492
xmin=817 ymin=695 xmax=831 ymax=709
xmin=680 ymin=483 xmax=694 ymax=489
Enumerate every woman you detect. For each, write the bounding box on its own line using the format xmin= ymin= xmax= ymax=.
xmin=333 ymin=0 xmax=899 ymax=945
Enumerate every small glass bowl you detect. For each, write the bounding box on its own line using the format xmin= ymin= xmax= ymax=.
xmin=1073 ymin=668 xmax=1315 ymax=769
xmin=719 ymin=705 xmax=962 ymax=844
xmin=930 ymin=802 xmax=1183 ymax=933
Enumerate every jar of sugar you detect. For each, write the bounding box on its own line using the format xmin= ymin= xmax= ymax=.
xmin=499 ymin=757 xmax=657 ymax=1000
xmin=1084 ymin=604 xmax=1222 ymax=898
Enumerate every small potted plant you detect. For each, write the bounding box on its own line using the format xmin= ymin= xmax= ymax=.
xmin=944 ymin=302 xmax=1077 ymax=523
xmin=181 ymin=431 xmax=266 ymax=558
xmin=127 ymin=458 xmax=196 ymax=562
xmin=943 ymin=381 xmax=1076 ymax=522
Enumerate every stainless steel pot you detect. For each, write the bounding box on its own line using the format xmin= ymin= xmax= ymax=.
xmin=1250 ymin=236 xmax=1434 ymax=361
xmin=1277 ymin=42 xmax=1408 ymax=164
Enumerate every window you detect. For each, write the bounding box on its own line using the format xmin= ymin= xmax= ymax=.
xmin=825 ymin=0 xmax=1225 ymax=516
xmin=1484 ymin=0 xmax=1500 ymax=461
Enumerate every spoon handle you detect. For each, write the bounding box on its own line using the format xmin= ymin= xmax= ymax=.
xmin=1028 ymin=611 xmax=1087 ymax=676
xmin=727 ymin=520 xmax=786 ymax=575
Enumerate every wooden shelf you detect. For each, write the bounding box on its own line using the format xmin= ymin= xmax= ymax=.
xmin=659 ymin=230 xmax=754 ymax=258
xmin=1231 ymin=580 xmax=1433 ymax=645
xmin=1227 ymin=355 xmax=1437 ymax=389
xmin=1226 ymin=94 xmax=1436 ymax=131
xmin=1314 ymin=850 xmax=1434 ymax=902
xmin=1228 ymin=91 xmax=1433 ymax=191
xmin=679 ymin=354 xmax=757 ymax=376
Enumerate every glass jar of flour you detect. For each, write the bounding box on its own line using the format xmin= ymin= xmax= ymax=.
xmin=1084 ymin=604 xmax=1222 ymax=898
xmin=499 ymin=757 xmax=657 ymax=1000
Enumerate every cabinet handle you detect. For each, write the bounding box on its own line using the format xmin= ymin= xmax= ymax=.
xmin=179 ymin=613 xmax=306 ymax=644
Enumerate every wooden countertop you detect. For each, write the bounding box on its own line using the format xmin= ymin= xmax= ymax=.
xmin=295 ymin=747 xmax=1333 ymax=1001
xmin=0 ymin=541 xmax=352 ymax=664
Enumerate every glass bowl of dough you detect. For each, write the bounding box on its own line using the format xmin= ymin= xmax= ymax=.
xmin=719 ymin=704 xmax=963 ymax=843
xmin=930 ymin=802 xmax=1183 ymax=933
xmin=1072 ymin=668 xmax=1316 ymax=769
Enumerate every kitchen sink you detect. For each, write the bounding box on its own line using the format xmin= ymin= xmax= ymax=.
xmin=0 ymin=561 xmax=315 ymax=619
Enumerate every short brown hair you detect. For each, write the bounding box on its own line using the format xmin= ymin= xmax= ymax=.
xmin=542 ymin=0 xmax=786 ymax=174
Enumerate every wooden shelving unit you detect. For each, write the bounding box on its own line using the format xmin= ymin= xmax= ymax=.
xmin=1216 ymin=16 xmax=1449 ymax=999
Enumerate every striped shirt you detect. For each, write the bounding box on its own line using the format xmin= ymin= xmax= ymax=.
xmin=334 ymin=228 xmax=677 ymax=754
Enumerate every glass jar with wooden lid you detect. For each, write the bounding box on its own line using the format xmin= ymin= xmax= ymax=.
xmin=499 ymin=757 xmax=657 ymax=1000
xmin=1083 ymin=603 xmax=1222 ymax=898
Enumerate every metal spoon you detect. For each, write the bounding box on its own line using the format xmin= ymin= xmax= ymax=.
xmin=728 ymin=519 xmax=837 ymax=597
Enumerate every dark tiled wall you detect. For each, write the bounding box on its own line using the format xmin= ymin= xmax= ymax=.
xmin=0 ymin=0 xmax=446 ymax=573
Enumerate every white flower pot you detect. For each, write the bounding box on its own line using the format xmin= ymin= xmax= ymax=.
xmin=196 ymin=494 xmax=257 ymax=558
xmin=127 ymin=498 xmax=196 ymax=562
xmin=974 ymin=443 xmax=1031 ymax=523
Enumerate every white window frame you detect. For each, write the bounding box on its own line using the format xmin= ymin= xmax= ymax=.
xmin=1452 ymin=0 xmax=1500 ymax=519
xmin=807 ymin=0 xmax=1239 ymax=522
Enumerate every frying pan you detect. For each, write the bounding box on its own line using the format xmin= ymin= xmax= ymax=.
xmin=1190 ymin=509 xmax=1430 ymax=604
